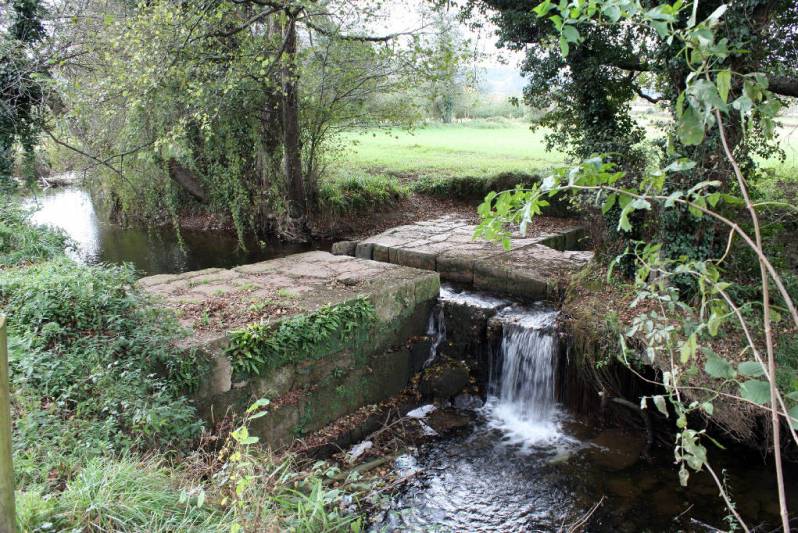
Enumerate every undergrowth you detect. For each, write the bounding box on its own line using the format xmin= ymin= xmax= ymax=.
xmin=0 ymin=198 xmax=68 ymax=266
xmin=2 ymin=197 xmax=370 ymax=531
xmin=318 ymin=173 xmax=409 ymax=214
xmin=227 ymin=297 xmax=376 ymax=377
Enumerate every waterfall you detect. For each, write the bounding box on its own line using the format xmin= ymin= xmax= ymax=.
xmin=487 ymin=307 xmax=561 ymax=446
xmin=424 ymin=304 xmax=446 ymax=368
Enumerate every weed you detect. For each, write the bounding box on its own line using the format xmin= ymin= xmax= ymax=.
xmin=227 ymin=297 xmax=376 ymax=377
xmin=276 ymin=288 xmax=298 ymax=299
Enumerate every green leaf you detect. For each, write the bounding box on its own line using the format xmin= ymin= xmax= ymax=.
xmin=739 ymin=380 xmax=771 ymax=405
xmin=246 ymin=398 xmax=270 ymax=413
xmin=704 ymin=353 xmax=735 ymax=379
xmin=561 ymin=25 xmax=580 ymax=43
xmin=702 ymin=402 xmax=714 ymax=416
xmin=665 ymin=159 xmax=697 ymax=172
xmin=602 ymin=193 xmax=617 ymax=214
xmin=559 ymin=35 xmax=569 ymax=56
xmin=533 ymin=0 xmax=554 ymax=17
xmin=680 ymin=333 xmax=698 ymax=364
xmin=789 ymin=406 xmax=798 ymax=429
xmin=705 ymin=4 xmax=728 ymax=25
xmin=737 ymin=361 xmax=766 ymax=377
xmin=652 ymin=395 xmax=669 ymax=418
xmin=603 ymin=4 xmax=621 ymax=22
xmin=617 ymin=204 xmax=633 ymax=232
xmin=716 ymin=69 xmax=731 ymax=103
xmin=677 ymin=105 xmax=705 ymax=145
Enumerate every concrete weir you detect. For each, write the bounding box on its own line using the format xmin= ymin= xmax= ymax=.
xmin=138 ymin=251 xmax=439 ymax=447
xmin=333 ymin=216 xmax=593 ymax=299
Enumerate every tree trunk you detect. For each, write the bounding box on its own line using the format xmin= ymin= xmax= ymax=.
xmin=167 ymin=158 xmax=208 ymax=203
xmin=282 ymin=14 xmax=305 ymax=219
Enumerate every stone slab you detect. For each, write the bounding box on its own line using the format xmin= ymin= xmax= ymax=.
xmin=337 ymin=216 xmax=592 ymax=299
xmin=139 ymin=251 xmax=440 ymax=448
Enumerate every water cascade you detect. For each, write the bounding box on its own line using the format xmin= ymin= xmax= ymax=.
xmin=424 ymin=304 xmax=446 ymax=368
xmin=487 ymin=307 xmax=562 ymax=445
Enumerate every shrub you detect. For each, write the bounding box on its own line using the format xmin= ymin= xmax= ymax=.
xmin=1 ymin=259 xmax=205 ymax=485
xmin=411 ymin=172 xmax=541 ymax=201
xmin=0 ymin=197 xmax=68 ymax=266
xmin=318 ymin=173 xmax=408 ymax=214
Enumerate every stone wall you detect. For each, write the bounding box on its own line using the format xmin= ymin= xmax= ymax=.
xmin=138 ymin=251 xmax=440 ymax=447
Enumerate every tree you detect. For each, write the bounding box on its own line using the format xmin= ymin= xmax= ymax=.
xmin=475 ymin=1 xmax=798 ymax=529
xmin=43 ymin=0 xmax=456 ymax=239
xmin=465 ymin=0 xmax=795 ymax=274
xmin=0 ymin=0 xmax=47 ymax=182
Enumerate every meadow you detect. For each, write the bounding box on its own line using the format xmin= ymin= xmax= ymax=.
xmin=336 ymin=118 xmax=798 ymax=181
xmin=337 ymin=120 xmax=565 ymax=179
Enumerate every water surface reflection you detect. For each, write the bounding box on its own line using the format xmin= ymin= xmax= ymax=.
xmin=25 ymin=188 xmax=318 ymax=275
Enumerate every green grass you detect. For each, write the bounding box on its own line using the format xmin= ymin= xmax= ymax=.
xmin=338 ymin=120 xmax=564 ymax=179
xmin=318 ymin=172 xmax=409 ymax=214
xmin=337 ymin=118 xmax=798 ymax=191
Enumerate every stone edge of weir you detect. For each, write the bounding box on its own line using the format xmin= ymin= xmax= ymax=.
xmin=137 ymin=250 xmax=440 ymax=448
xmin=332 ymin=215 xmax=593 ymax=300
xmin=135 ymin=217 xmax=590 ymax=448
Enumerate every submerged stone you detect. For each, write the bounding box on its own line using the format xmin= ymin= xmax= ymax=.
xmin=419 ymin=358 xmax=470 ymax=400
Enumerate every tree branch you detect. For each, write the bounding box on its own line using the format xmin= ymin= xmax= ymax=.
xmin=768 ymin=76 xmax=798 ymax=98
xmin=303 ymin=19 xmax=426 ymax=42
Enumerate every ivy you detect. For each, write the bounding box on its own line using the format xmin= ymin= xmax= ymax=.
xmin=226 ymin=297 xmax=377 ymax=378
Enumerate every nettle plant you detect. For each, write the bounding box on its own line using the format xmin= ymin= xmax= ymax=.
xmin=475 ymin=1 xmax=797 ymax=530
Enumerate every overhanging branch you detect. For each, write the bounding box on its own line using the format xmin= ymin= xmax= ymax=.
xmin=769 ymin=76 xmax=798 ymax=98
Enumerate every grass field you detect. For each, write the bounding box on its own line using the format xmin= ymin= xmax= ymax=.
xmin=337 ymin=118 xmax=798 ymax=181
xmin=337 ymin=121 xmax=565 ymax=179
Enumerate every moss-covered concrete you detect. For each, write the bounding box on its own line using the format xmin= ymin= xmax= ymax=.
xmin=138 ymin=251 xmax=439 ymax=448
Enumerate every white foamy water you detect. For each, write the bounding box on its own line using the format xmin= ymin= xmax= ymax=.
xmin=486 ymin=307 xmax=570 ymax=450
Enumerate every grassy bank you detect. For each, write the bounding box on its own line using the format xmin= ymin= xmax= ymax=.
xmin=0 ymin=198 xmax=371 ymax=531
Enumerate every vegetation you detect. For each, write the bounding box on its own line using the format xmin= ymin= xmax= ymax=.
xmin=475 ymin=1 xmax=798 ymax=530
xmin=0 ymin=201 xmax=375 ymax=531
xmin=318 ymin=173 xmax=409 ymax=215
xmin=227 ymin=298 xmax=377 ymax=377
xmin=0 ymin=202 xmax=204 ymax=487
xmin=2 ymin=0 xmax=798 ymax=530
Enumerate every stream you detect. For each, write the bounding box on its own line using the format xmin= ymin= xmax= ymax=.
xmin=21 ymin=187 xmax=798 ymax=531
xmin=373 ymin=288 xmax=797 ymax=532
xmin=24 ymin=187 xmax=318 ymax=274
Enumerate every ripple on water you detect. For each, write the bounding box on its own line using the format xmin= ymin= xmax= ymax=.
xmin=376 ymin=413 xmax=579 ymax=532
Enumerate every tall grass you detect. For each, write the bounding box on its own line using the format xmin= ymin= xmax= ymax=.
xmin=17 ymin=457 xmax=230 ymax=532
xmin=318 ymin=173 xmax=409 ymax=214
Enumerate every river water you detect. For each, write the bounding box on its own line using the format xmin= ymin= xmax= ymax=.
xmin=375 ymin=291 xmax=797 ymax=532
xmin=23 ymin=188 xmax=798 ymax=531
xmin=24 ymin=187 xmax=316 ymax=274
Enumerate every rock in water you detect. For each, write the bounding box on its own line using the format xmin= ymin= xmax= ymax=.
xmin=453 ymin=393 xmax=484 ymax=410
xmin=419 ymin=359 xmax=470 ymax=400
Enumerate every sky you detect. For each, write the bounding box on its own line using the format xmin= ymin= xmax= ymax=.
xmin=359 ymin=0 xmax=528 ymax=96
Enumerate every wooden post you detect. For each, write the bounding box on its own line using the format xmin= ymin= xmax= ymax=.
xmin=0 ymin=317 xmax=16 ymax=533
